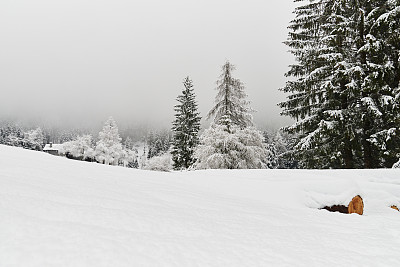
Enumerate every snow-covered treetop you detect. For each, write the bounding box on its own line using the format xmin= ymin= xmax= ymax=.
xmin=97 ymin=116 xmax=122 ymax=147
xmin=207 ymin=61 xmax=253 ymax=131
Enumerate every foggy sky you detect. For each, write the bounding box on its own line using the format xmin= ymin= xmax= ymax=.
xmin=0 ymin=0 xmax=296 ymax=130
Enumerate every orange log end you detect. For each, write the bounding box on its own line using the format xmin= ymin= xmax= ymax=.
xmin=348 ymin=195 xmax=364 ymax=215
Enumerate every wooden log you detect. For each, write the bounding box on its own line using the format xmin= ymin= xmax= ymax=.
xmin=322 ymin=195 xmax=364 ymax=215
xmin=391 ymin=205 xmax=399 ymax=211
xmin=348 ymin=195 xmax=363 ymax=215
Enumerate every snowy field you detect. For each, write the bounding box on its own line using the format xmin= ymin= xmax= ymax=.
xmin=1 ymin=145 xmax=400 ymax=266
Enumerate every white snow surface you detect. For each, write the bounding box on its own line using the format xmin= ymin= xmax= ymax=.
xmin=1 ymin=144 xmax=400 ymax=266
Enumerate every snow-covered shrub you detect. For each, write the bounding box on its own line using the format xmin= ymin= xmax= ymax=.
xmin=118 ymin=148 xmax=138 ymax=168
xmin=60 ymin=135 xmax=94 ymax=160
xmin=194 ymin=124 xmax=273 ymax=169
xmin=144 ymin=152 xmax=173 ymax=172
xmin=23 ymin=127 xmax=45 ymax=151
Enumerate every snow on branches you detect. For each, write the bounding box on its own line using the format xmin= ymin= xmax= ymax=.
xmin=195 ymin=124 xmax=273 ymax=169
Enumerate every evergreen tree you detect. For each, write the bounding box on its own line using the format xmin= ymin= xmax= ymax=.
xmin=195 ymin=124 xmax=272 ymax=169
xmin=196 ymin=62 xmax=271 ymax=170
xmin=171 ymin=77 xmax=201 ymax=170
xmin=124 ymin=136 xmax=134 ymax=150
xmin=123 ymin=136 xmax=139 ymax=168
xmin=147 ymin=130 xmax=171 ymax=159
xmin=95 ymin=117 xmax=123 ymax=165
xmin=139 ymin=141 xmax=147 ymax=169
xmin=280 ymin=0 xmax=357 ymax=169
xmin=207 ymin=61 xmax=253 ymax=131
xmin=280 ymin=0 xmax=400 ymax=169
xmin=357 ymin=0 xmax=400 ymax=168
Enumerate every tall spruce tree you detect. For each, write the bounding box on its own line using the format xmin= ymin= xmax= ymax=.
xmin=280 ymin=0 xmax=400 ymax=169
xmin=171 ymin=77 xmax=201 ymax=169
xmin=195 ymin=62 xmax=273 ymax=170
xmin=357 ymin=0 xmax=400 ymax=167
xmin=280 ymin=0 xmax=352 ymax=168
xmin=207 ymin=61 xmax=253 ymax=131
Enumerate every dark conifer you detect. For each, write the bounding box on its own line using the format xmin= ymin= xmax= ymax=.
xmin=171 ymin=77 xmax=201 ymax=170
xmin=281 ymin=0 xmax=400 ymax=168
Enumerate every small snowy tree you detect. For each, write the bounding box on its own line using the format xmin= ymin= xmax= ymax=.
xmin=124 ymin=136 xmax=134 ymax=150
xmin=122 ymin=136 xmax=138 ymax=168
xmin=118 ymin=148 xmax=137 ymax=168
xmin=61 ymin=134 xmax=94 ymax=160
xmin=95 ymin=117 xmax=123 ymax=165
xmin=147 ymin=131 xmax=171 ymax=159
xmin=197 ymin=61 xmax=269 ymax=169
xmin=195 ymin=124 xmax=272 ymax=169
xmin=207 ymin=61 xmax=253 ymax=131
xmin=24 ymin=127 xmax=45 ymax=151
xmin=171 ymin=77 xmax=201 ymax=170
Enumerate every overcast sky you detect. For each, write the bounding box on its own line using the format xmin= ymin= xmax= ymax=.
xmin=0 ymin=0 xmax=296 ymax=130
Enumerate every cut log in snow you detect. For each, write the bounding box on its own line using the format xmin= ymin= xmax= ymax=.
xmin=391 ymin=205 xmax=399 ymax=211
xmin=322 ymin=195 xmax=364 ymax=215
xmin=348 ymin=195 xmax=363 ymax=215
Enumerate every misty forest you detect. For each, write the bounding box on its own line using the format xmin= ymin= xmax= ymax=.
xmin=1 ymin=1 xmax=400 ymax=266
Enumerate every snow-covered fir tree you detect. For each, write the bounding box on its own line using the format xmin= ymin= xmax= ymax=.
xmin=147 ymin=131 xmax=171 ymax=159
xmin=139 ymin=142 xmax=147 ymax=169
xmin=123 ymin=136 xmax=138 ymax=168
xmin=262 ymin=130 xmax=278 ymax=169
xmin=124 ymin=136 xmax=134 ymax=150
xmin=358 ymin=1 xmax=400 ymax=168
xmin=95 ymin=117 xmax=123 ymax=165
xmin=207 ymin=61 xmax=253 ymax=131
xmin=263 ymin=130 xmax=299 ymax=169
xmin=171 ymin=77 xmax=201 ymax=170
xmin=195 ymin=124 xmax=272 ymax=169
xmin=196 ymin=62 xmax=272 ymax=169
xmin=280 ymin=0 xmax=400 ymax=169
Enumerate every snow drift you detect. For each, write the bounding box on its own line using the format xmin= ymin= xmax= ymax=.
xmin=1 ymin=145 xmax=400 ymax=266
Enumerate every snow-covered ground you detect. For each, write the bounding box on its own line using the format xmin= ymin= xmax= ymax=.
xmin=1 ymin=144 xmax=400 ymax=266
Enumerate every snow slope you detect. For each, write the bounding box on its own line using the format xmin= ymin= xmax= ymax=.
xmin=1 ymin=144 xmax=400 ymax=266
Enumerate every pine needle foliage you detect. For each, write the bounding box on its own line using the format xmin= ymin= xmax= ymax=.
xmin=171 ymin=77 xmax=201 ymax=170
xmin=280 ymin=0 xmax=400 ymax=169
